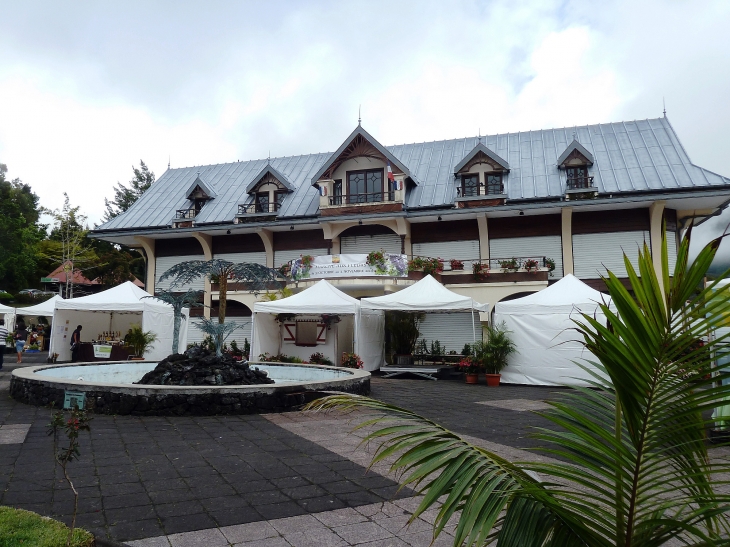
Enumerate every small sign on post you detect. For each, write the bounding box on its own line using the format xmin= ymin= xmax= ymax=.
xmin=64 ymin=390 xmax=86 ymax=410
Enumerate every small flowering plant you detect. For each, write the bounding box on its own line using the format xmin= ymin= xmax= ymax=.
xmin=449 ymin=259 xmax=464 ymax=271
xmin=473 ymin=262 xmax=490 ymax=281
xmin=457 ymin=356 xmax=481 ymax=374
xmin=524 ymin=259 xmax=540 ymax=273
xmin=341 ymin=352 xmax=364 ymax=369
xmin=423 ymin=257 xmax=444 ymax=275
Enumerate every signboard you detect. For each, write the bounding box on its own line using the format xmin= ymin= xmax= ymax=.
xmin=92 ymin=345 xmax=113 ymax=359
xmin=40 ymin=277 xmax=59 ymax=283
xmin=291 ymin=254 xmax=408 ymax=281
xmin=64 ymin=390 xmax=86 ymax=410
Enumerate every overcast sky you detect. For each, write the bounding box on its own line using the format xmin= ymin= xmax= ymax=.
xmin=1 ymin=0 xmax=729 ymax=254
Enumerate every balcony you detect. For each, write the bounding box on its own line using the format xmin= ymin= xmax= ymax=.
xmin=329 ymin=191 xmax=394 ymax=205
xmin=415 ymin=255 xmax=552 ymax=284
xmin=566 ymin=176 xmax=595 ymax=190
xmin=321 ymin=190 xmax=402 ymax=217
xmin=455 ymin=184 xmax=508 ymax=209
xmin=175 ymin=208 xmax=197 ymax=219
xmin=237 ymin=202 xmax=282 ymax=215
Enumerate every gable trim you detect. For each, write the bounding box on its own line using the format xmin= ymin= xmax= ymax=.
xmin=453 ymin=142 xmax=510 ymax=173
xmin=184 ymin=175 xmax=217 ymax=200
xmin=557 ymin=139 xmax=595 ymax=167
xmin=245 ymin=164 xmax=296 ymax=194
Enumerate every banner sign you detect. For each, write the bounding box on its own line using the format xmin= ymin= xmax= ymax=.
xmin=92 ymin=345 xmax=113 ymax=359
xmin=291 ymin=254 xmax=408 ymax=281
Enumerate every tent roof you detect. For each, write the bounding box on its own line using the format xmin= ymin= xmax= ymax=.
xmin=361 ymin=275 xmax=488 ymax=312
xmin=54 ymin=281 xmax=169 ymax=313
xmin=0 ymin=302 xmax=14 ymax=314
xmin=16 ymin=295 xmax=63 ymax=316
xmin=495 ymin=274 xmax=612 ymax=315
xmin=254 ymin=279 xmax=361 ymax=315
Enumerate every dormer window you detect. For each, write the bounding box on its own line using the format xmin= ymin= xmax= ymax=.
xmin=238 ymin=164 xmax=294 ymax=216
xmin=454 ymin=142 xmax=509 ymax=201
xmin=460 ymin=175 xmax=479 ymax=197
xmin=566 ymin=166 xmax=591 ymax=190
xmin=347 ymin=169 xmax=386 ymax=204
xmin=175 ymin=175 xmax=216 ymax=222
xmin=485 ymin=174 xmax=503 ymax=195
xmin=255 ymin=192 xmax=270 ymax=213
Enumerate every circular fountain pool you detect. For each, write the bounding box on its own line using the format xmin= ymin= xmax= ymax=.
xmin=10 ymin=361 xmax=370 ymax=416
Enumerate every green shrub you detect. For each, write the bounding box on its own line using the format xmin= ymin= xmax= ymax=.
xmin=0 ymin=506 xmax=93 ymax=547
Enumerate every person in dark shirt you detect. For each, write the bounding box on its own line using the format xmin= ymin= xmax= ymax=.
xmin=14 ymin=324 xmax=28 ymax=364
xmin=70 ymin=325 xmax=82 ymax=363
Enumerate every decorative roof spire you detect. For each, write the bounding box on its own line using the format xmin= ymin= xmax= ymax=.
xmin=663 ymin=97 xmax=667 ymax=118
xmin=358 ymin=105 xmax=361 ymax=126
xmin=168 ymin=156 xmax=170 ymax=169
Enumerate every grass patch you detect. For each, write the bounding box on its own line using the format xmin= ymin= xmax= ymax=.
xmin=0 ymin=506 xmax=94 ymax=547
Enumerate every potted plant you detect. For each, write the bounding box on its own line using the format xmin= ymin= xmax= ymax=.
xmin=498 ymin=258 xmax=519 ymax=273
xmin=477 ymin=321 xmax=516 ymax=386
xmin=341 ymin=352 xmax=364 ymax=369
xmin=457 ymin=356 xmax=481 ymax=384
xmin=124 ymin=324 xmax=158 ymax=359
xmin=473 ymin=262 xmax=490 ymax=281
xmin=422 ymin=257 xmax=444 ymax=276
xmin=449 ymin=259 xmax=464 ymax=271
xmin=385 ymin=311 xmax=424 ymax=365
xmin=523 ymin=258 xmax=539 ymax=273
xmin=544 ymin=257 xmax=556 ymax=277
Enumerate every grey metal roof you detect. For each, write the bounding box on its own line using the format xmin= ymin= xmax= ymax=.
xmin=556 ymin=138 xmax=595 ymax=166
xmin=95 ymin=117 xmax=730 ymax=232
xmin=453 ymin=142 xmax=510 ymax=173
xmin=244 ymin=164 xmax=296 ymax=193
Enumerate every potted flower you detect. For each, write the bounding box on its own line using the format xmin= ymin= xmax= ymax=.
xmin=498 ymin=258 xmax=519 ymax=273
xmin=422 ymin=257 xmax=444 ymax=276
xmin=473 ymin=262 xmax=490 ymax=281
xmin=457 ymin=356 xmax=481 ymax=384
xmin=341 ymin=352 xmax=363 ymax=369
xmin=449 ymin=259 xmax=464 ymax=271
xmin=544 ymin=257 xmax=556 ymax=277
xmin=476 ymin=321 xmax=516 ymax=386
xmin=523 ymin=259 xmax=539 ymax=273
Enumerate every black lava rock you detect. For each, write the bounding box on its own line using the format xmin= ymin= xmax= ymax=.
xmin=135 ymin=347 xmax=275 ymax=386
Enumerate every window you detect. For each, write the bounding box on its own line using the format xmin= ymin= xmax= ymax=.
xmin=460 ymin=174 xmax=479 ymax=197
xmin=295 ymin=321 xmax=318 ymax=346
xmin=347 ymin=169 xmax=384 ymax=203
xmin=274 ymin=191 xmax=287 ymax=211
xmin=485 ymin=174 xmax=503 ymax=195
xmin=566 ymin=166 xmax=592 ymax=190
xmin=255 ymin=192 xmax=270 ymax=213
xmin=332 ymin=179 xmax=343 ymax=205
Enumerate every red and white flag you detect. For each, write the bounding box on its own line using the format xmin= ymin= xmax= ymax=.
xmin=387 ymin=162 xmax=395 ymax=183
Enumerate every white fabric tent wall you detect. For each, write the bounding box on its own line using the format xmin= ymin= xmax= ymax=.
xmin=493 ymin=274 xmax=613 ymax=387
xmin=0 ymin=303 xmax=15 ymax=332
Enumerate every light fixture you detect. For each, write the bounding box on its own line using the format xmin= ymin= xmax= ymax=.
xmin=226 ymin=229 xmax=231 ymax=235
xmin=358 ymin=220 xmax=363 ymax=225
xmin=519 ymin=210 xmax=524 ymax=216
xmin=290 ymin=225 xmax=294 ymax=230
xmin=437 ymin=216 xmax=442 ymax=221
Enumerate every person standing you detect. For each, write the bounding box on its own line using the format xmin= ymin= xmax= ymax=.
xmin=14 ymin=324 xmax=28 ymax=364
xmin=0 ymin=319 xmax=8 ymax=370
xmin=70 ymin=325 xmax=82 ymax=363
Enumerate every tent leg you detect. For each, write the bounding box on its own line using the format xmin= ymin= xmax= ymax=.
xmin=471 ymin=305 xmax=476 ymax=343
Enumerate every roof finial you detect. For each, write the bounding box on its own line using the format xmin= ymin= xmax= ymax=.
xmin=478 ymin=128 xmax=482 ymax=144
xmin=168 ymin=155 xmax=170 ymax=169
xmin=358 ymin=105 xmax=361 ymax=126
xmin=572 ymin=129 xmax=577 ymax=141
xmin=267 ymin=151 xmax=270 ymax=165
xmin=663 ymin=97 xmax=666 ymax=118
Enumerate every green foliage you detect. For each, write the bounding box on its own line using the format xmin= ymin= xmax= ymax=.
xmin=473 ymin=321 xmax=516 ymax=374
xmin=258 ymin=353 xmax=304 ymax=363
xmin=0 ymin=506 xmax=94 ymax=547
xmin=103 ymin=160 xmax=155 ymax=222
xmin=194 ymin=318 xmax=241 ymax=356
xmin=0 ymin=163 xmax=46 ymax=292
xmin=430 ymin=340 xmax=444 ymax=356
xmin=124 ymin=324 xmax=158 ymax=357
xmin=310 ymin=352 xmax=334 ymax=366
xmin=385 ymin=311 xmax=424 ymax=355
xmin=461 ymin=343 xmax=472 ymax=356
xmin=308 ymin=228 xmax=730 ymax=546
xmin=340 ymin=352 xmax=363 ymax=369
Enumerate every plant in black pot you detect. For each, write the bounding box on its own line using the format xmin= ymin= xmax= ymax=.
xmin=385 ymin=311 xmax=424 ymax=366
xmin=124 ymin=324 xmax=158 ymax=359
xmin=474 ymin=321 xmax=516 ymax=386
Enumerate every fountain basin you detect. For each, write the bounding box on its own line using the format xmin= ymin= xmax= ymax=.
xmin=10 ymin=361 xmax=370 ymax=416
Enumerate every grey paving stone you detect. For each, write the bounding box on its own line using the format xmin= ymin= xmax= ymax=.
xmin=269 ymin=514 xmax=324 ymax=534
xmin=285 ymin=527 xmax=347 ymax=547
xmin=220 ymin=520 xmax=279 ymax=543
xmin=334 ymin=521 xmax=394 ymax=544
xmin=313 ymin=507 xmax=369 ymax=527
xmin=168 ymin=526 xmax=229 ymax=547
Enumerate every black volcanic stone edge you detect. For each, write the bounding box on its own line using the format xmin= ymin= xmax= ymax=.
xmin=9 ymin=377 xmax=370 ymax=416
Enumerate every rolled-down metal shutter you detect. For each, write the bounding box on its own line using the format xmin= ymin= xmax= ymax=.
xmin=214 ymin=252 xmax=267 ymax=267
xmin=184 ymin=318 xmax=252 ymax=349
xmin=489 ymin=236 xmax=564 ymax=278
xmin=341 ymin=234 xmax=401 ymax=254
xmin=412 ymin=240 xmax=480 ymax=269
xmin=155 ymin=255 xmax=206 ymax=291
xmin=572 ymin=231 xmax=649 ymax=279
xmin=274 ymin=248 xmax=328 ymax=268
xmin=417 ymin=312 xmax=480 ymax=355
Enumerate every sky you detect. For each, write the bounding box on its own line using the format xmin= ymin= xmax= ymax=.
xmin=1 ymin=0 xmax=729 ymax=255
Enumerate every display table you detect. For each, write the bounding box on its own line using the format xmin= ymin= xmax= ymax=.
xmin=74 ymin=343 xmax=132 ymax=362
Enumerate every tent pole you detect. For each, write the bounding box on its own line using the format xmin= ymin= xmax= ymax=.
xmin=471 ymin=301 xmax=476 ymax=343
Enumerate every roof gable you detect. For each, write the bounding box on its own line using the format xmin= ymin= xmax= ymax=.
xmin=453 ymin=142 xmax=510 ymax=173
xmin=245 ymin=164 xmax=295 ymax=194
xmin=184 ymin=175 xmax=217 ymax=200
xmin=310 ymin=126 xmax=415 ymax=185
xmin=557 ymin=139 xmax=594 ymax=167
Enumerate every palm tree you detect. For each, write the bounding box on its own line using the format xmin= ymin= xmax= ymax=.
xmin=158 ymin=259 xmax=282 ymax=324
xmin=145 ymin=289 xmax=202 ymax=354
xmin=309 ymin=228 xmax=730 ymax=546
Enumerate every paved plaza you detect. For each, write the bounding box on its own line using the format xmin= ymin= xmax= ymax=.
xmin=0 ymin=356 xmax=666 ymax=545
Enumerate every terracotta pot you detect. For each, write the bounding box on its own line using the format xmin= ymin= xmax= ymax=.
xmin=485 ymin=373 xmax=501 ymax=386
xmin=465 ymin=373 xmax=479 ymax=384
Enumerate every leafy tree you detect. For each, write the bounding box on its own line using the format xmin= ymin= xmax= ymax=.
xmin=103 ymin=160 xmax=155 ymax=222
xmin=85 ymin=239 xmax=145 ymax=289
xmin=0 ymin=163 xmax=46 ymax=292
xmin=310 ymin=228 xmax=730 ymax=546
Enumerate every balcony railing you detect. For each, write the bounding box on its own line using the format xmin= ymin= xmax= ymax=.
xmin=329 ymin=191 xmax=394 ymax=205
xmin=237 ymin=202 xmax=282 ymax=215
xmin=456 ymin=184 xmax=504 ymax=197
xmin=566 ymin=176 xmax=595 ymax=190
xmin=411 ymin=255 xmax=552 ymax=273
xmin=175 ymin=208 xmax=197 ymax=219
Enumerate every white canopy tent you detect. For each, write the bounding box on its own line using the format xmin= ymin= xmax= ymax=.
xmin=16 ymin=295 xmax=63 ymax=318
xmin=360 ymin=275 xmax=488 ymax=342
xmin=0 ymin=302 xmax=15 ymax=333
xmin=50 ymin=281 xmax=188 ymax=361
xmin=252 ymin=280 xmax=385 ymax=371
xmin=493 ymin=274 xmax=614 ymax=386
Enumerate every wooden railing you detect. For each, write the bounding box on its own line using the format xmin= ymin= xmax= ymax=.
xmin=329 ymin=191 xmax=394 ymax=205
xmin=566 ymin=176 xmax=595 ymax=190
xmin=237 ymin=202 xmax=282 ymax=215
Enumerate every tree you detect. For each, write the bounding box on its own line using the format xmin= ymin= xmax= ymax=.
xmin=103 ymin=160 xmax=155 ymax=222
xmin=310 ymin=228 xmax=730 ymax=546
xmin=85 ymin=239 xmax=145 ymax=289
xmin=145 ymin=290 xmax=203 ymax=354
xmin=159 ymin=259 xmax=282 ymax=324
xmin=0 ymin=163 xmax=46 ymax=292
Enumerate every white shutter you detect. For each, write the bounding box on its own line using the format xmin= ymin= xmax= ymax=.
xmin=184 ymin=318 xmax=252 ymax=348
xmin=341 ymin=234 xmax=401 ymax=254
xmin=666 ymin=234 xmax=678 ymax=274
xmin=214 ymin=252 xmax=267 ymax=266
xmin=274 ymin=248 xmax=328 ymax=268
xmin=489 ymin=236 xmax=564 ymax=278
xmin=573 ymin=231 xmax=649 ymax=279
xmin=412 ymin=240 xmax=480 ymax=269
xmin=155 ymin=255 xmax=206 ymax=291
xmin=417 ymin=313 xmax=479 ymax=355
xmin=186 ymin=318 xmax=206 ymax=345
